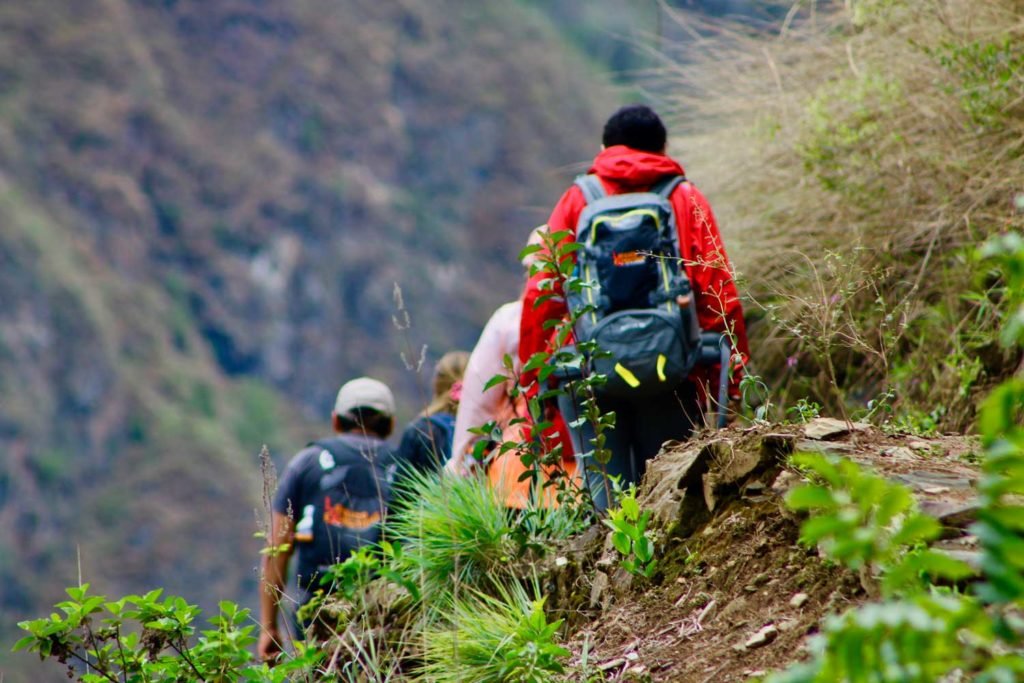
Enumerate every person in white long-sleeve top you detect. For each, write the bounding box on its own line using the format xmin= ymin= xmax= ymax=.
xmin=446 ymin=299 xmax=523 ymax=476
xmin=445 ymin=227 xmax=577 ymax=508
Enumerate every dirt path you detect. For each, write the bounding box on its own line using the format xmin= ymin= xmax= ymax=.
xmin=559 ymin=420 xmax=980 ymax=682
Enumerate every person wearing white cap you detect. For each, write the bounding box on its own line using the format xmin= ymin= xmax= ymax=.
xmin=258 ymin=376 xmax=398 ymax=663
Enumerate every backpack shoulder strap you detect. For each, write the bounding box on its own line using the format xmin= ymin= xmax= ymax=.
xmin=652 ymin=174 xmax=687 ymax=200
xmin=574 ymin=174 xmax=606 ymax=205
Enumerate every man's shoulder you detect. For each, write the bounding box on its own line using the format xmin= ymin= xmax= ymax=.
xmin=552 ymin=183 xmax=588 ymax=215
xmin=671 ymin=177 xmax=708 ymax=203
xmin=272 ymin=444 xmax=325 ymax=512
xmin=281 ymin=444 xmax=322 ymax=475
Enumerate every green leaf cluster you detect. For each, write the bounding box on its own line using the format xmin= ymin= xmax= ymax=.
xmin=604 ymin=483 xmax=656 ymax=578
xmin=15 ymin=584 xmax=322 ymax=682
xmin=974 ymin=233 xmax=1024 ymax=607
xmin=786 ymin=452 xmax=969 ymax=596
xmin=770 ymin=594 xmax=999 ymax=683
xmin=311 ymin=541 xmax=421 ymax=608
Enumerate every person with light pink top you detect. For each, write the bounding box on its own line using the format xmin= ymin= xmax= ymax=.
xmin=446 ymin=299 xmax=523 ymax=476
xmin=445 ymin=228 xmax=577 ymax=506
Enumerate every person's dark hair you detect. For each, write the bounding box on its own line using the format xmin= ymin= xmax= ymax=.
xmin=336 ymin=407 xmax=393 ymax=439
xmin=602 ymin=104 xmax=667 ymax=153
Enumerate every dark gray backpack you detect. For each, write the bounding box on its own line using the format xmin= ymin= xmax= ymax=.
xmin=567 ymin=174 xmax=703 ymax=397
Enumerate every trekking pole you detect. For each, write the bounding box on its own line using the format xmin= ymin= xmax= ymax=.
xmin=715 ymin=335 xmax=730 ymax=429
xmin=549 ymin=351 xmax=595 ymax=502
xmin=699 ymin=333 xmax=732 ymax=429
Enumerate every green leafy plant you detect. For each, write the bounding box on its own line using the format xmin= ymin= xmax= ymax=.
xmin=768 ymin=233 xmax=1024 ymax=682
xmin=295 ymin=542 xmax=419 ymax=635
xmin=785 ymin=453 xmax=971 ymax=597
xmin=418 ymin=583 xmax=570 ymax=683
xmin=768 ymin=594 xmax=996 ymax=683
xmin=296 ymin=541 xmax=416 ymax=683
xmin=14 ymin=584 xmax=324 ymax=682
xmin=771 ymin=454 xmax=985 ymax=683
xmin=313 ymin=542 xmax=420 ymax=605
xmin=786 ymin=397 xmax=822 ymax=424
xmin=319 ymin=545 xmax=382 ymax=603
xmin=508 ymin=229 xmax=616 ymax=512
xmin=604 ymin=483 xmax=656 ymax=578
xmin=974 ymin=232 xmax=1024 ymax=607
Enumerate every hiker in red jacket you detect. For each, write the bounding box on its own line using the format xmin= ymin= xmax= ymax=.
xmin=520 ymin=104 xmax=749 ymax=511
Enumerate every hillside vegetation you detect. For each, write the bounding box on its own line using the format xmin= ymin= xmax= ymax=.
xmin=0 ymin=1 xmax=628 ymax=678
xmin=663 ymin=0 xmax=1023 ymax=429
xmin=5 ymin=0 xmax=1024 ymax=681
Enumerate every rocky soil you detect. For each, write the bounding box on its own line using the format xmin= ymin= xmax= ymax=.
xmin=550 ymin=419 xmax=981 ymax=682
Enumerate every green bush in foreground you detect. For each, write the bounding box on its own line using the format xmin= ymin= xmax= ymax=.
xmin=14 ymin=586 xmax=323 ymax=682
xmin=418 ymin=582 xmax=569 ymax=683
xmin=15 ymin=468 xmax=587 ymax=681
xmin=388 ymin=468 xmax=586 ymax=605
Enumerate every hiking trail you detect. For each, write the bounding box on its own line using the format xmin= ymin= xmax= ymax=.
xmin=545 ymin=419 xmax=979 ymax=682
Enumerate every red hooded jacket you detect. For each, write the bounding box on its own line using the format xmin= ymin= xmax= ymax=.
xmin=520 ymin=145 xmax=750 ymax=397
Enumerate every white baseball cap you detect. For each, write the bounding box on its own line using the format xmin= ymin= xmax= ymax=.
xmin=334 ymin=377 xmax=395 ymax=418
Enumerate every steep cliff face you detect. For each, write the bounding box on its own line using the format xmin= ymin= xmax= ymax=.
xmin=1 ymin=0 xmax=612 ymax=411
xmin=0 ymin=1 xmax=618 ymax=677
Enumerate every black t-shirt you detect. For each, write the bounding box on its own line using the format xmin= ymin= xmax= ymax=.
xmin=273 ymin=434 xmax=398 ymax=593
xmin=396 ymin=412 xmax=454 ymax=473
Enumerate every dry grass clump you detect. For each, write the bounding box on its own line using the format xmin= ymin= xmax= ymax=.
xmin=660 ymin=0 xmax=1024 ymax=428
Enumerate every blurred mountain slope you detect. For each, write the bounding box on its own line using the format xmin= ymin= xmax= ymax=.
xmin=0 ymin=0 xmax=622 ymax=678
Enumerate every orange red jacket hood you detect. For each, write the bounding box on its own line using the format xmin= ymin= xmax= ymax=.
xmin=588 ymin=145 xmax=686 ymax=190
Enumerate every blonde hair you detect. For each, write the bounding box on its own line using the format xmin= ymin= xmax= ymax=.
xmin=521 ymin=224 xmax=549 ymax=269
xmin=424 ymin=350 xmax=470 ymax=416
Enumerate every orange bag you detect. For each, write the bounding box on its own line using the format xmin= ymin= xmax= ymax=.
xmin=485 ymin=396 xmax=577 ymax=509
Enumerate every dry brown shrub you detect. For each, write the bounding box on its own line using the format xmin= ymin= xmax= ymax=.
xmin=659 ymin=0 xmax=1024 ymax=429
